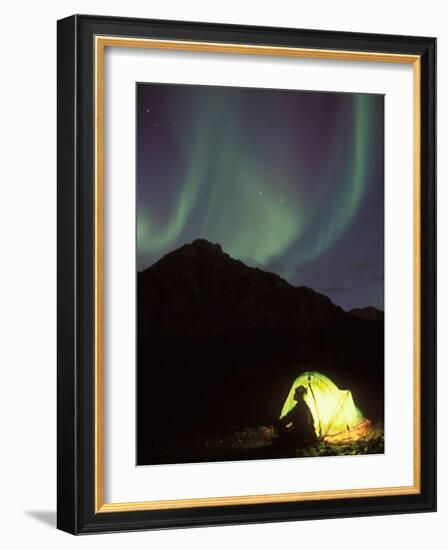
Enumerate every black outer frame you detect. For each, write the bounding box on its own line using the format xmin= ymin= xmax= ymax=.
xmin=57 ymin=14 xmax=436 ymax=535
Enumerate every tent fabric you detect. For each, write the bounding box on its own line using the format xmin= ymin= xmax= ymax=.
xmin=279 ymin=371 xmax=364 ymax=439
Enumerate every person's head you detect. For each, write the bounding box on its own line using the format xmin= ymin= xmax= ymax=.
xmin=293 ymin=386 xmax=307 ymax=402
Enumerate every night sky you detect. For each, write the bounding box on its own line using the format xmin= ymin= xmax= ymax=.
xmin=136 ymin=83 xmax=384 ymax=311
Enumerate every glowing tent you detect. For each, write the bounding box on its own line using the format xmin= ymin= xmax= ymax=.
xmin=279 ymin=371 xmax=365 ymax=441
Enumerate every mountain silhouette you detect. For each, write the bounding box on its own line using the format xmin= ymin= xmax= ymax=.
xmin=349 ymin=306 xmax=384 ymax=321
xmin=138 ymin=238 xmax=346 ymax=341
xmin=137 ymin=239 xmax=384 ymax=465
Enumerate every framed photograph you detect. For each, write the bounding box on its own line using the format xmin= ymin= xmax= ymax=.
xmin=57 ymin=15 xmax=436 ymax=534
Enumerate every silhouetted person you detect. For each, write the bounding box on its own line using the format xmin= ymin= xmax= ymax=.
xmin=276 ymin=386 xmax=316 ymax=448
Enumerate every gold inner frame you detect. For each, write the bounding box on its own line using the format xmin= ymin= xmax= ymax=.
xmin=94 ymin=36 xmax=421 ymax=513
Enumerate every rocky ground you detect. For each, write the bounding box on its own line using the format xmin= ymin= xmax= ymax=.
xmin=293 ymin=423 xmax=385 ymax=458
xmin=145 ymin=423 xmax=384 ymax=465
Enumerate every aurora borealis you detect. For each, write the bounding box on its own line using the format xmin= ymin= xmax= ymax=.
xmin=136 ymin=83 xmax=384 ymax=310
